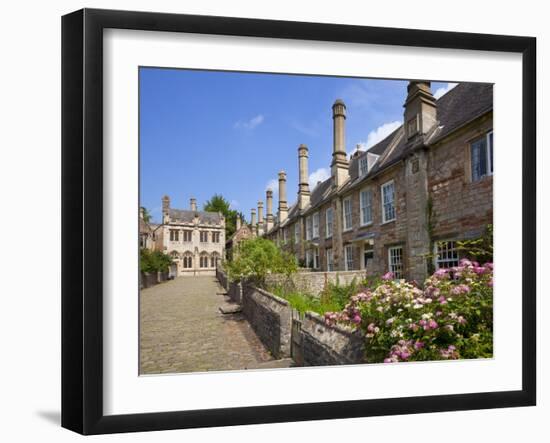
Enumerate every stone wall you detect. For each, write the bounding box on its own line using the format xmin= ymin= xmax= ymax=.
xmin=216 ymin=266 xmax=228 ymax=291
xmin=265 ymin=270 xmax=367 ymax=296
xmin=140 ymin=271 xmax=169 ymax=289
xmin=299 ymin=311 xmax=365 ymax=366
xmin=241 ymin=285 xmax=292 ymax=359
xmin=227 ymin=281 xmax=242 ymax=304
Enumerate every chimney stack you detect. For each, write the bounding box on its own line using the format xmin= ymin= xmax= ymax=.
xmin=298 ymin=144 xmax=311 ymax=210
xmin=190 ymin=197 xmax=197 ymax=212
xmin=403 ymin=81 xmax=437 ymax=140
xmin=162 ymin=195 xmax=170 ymax=223
xmin=278 ymin=170 xmax=288 ymax=223
xmin=331 ymin=99 xmax=349 ymax=188
xmin=251 ymin=208 xmax=257 ymax=235
xmin=257 ymin=201 xmax=264 ymax=236
xmin=266 ymin=189 xmax=274 ymax=232
xmin=236 ymin=215 xmax=241 ymax=231
xmin=140 ymin=207 xmax=145 ymax=219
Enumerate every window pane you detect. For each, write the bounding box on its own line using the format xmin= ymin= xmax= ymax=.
xmin=471 ymin=137 xmax=487 ymax=181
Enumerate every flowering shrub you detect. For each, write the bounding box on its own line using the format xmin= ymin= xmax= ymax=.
xmin=324 ymin=259 xmax=493 ymax=363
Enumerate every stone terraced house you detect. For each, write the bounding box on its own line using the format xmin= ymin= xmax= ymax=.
xmin=255 ymin=81 xmax=493 ymax=283
xmin=155 ymin=196 xmax=225 ymax=277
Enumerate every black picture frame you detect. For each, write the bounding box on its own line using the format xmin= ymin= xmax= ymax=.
xmin=61 ymin=8 xmax=537 ymax=435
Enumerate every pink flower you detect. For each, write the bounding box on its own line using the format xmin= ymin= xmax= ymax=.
xmin=438 ymin=295 xmax=447 ymax=305
xmin=351 ymin=315 xmax=361 ymax=324
xmin=428 ymin=319 xmax=439 ymax=330
xmin=367 ymin=323 xmax=376 ymax=332
xmin=382 ymin=272 xmax=394 ymax=281
xmin=414 ymin=341 xmax=425 ymax=350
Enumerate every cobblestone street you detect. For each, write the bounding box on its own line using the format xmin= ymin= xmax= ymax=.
xmin=140 ymin=276 xmax=280 ymax=374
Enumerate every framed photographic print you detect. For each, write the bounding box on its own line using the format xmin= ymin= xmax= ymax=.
xmin=61 ymin=8 xmax=536 ymax=435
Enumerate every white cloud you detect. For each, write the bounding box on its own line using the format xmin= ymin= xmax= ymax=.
xmin=433 ymin=83 xmax=458 ymax=99
xmin=308 ymin=167 xmax=331 ymax=188
xmin=229 ymin=199 xmax=240 ymax=209
xmin=234 ymin=114 xmax=264 ymax=130
xmin=363 ymin=121 xmax=402 ymax=149
xmin=265 ymin=178 xmax=278 ymax=194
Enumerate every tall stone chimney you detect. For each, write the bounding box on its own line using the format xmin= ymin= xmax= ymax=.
xmin=257 ymin=201 xmax=264 ymax=236
xmin=331 ymin=99 xmax=349 ymax=188
xmin=298 ymin=144 xmax=311 ymax=210
xmin=190 ymin=197 xmax=197 ymax=212
xmin=236 ymin=215 xmax=241 ymax=231
xmin=162 ymin=195 xmax=170 ymax=223
xmin=266 ymin=189 xmax=274 ymax=232
xmin=250 ymin=208 xmax=257 ymax=235
xmin=403 ymin=81 xmax=437 ymax=140
xmin=278 ymin=170 xmax=288 ymax=223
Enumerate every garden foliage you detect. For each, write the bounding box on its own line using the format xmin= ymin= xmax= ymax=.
xmin=324 ymin=259 xmax=493 ymax=363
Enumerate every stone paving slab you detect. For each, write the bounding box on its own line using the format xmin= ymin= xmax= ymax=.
xmin=140 ymin=276 xmax=276 ymax=374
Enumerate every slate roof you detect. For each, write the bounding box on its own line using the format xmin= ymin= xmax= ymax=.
xmin=168 ymin=209 xmax=223 ymax=225
xmin=267 ymin=82 xmax=492 ymax=231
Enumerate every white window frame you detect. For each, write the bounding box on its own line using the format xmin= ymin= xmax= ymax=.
xmin=388 ymin=246 xmax=404 ymax=279
xmin=326 ymin=248 xmax=334 ymax=272
xmin=359 ymin=156 xmax=368 ymax=177
xmin=313 ymin=247 xmax=320 ymax=269
xmin=199 ymin=230 xmax=208 ymax=243
xmin=360 ymin=188 xmax=373 ymax=226
xmin=381 ymin=180 xmax=396 ymax=223
xmin=294 ymin=223 xmax=300 ymax=244
xmin=362 ymin=244 xmax=374 ymax=270
xmin=434 ymin=240 xmax=460 ymax=269
xmin=305 ymin=249 xmax=313 ymax=269
xmin=312 ymin=212 xmax=320 ymax=239
xmin=344 ymin=245 xmax=354 ymax=271
xmin=471 ymin=131 xmax=494 ymax=181
xmin=306 ymin=216 xmax=312 ymax=240
xmin=343 ymin=197 xmax=353 ymax=231
xmin=325 ymin=207 xmax=333 ymax=238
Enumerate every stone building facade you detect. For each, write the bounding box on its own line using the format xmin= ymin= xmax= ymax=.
xmin=155 ymin=196 xmax=225 ymax=277
xmin=254 ymin=81 xmax=493 ymax=283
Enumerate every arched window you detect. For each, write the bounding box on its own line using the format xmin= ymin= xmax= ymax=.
xmin=170 ymin=250 xmax=180 ymax=260
xmin=199 ymin=253 xmax=209 ymax=268
xmin=183 ymin=252 xmax=193 ymax=269
xmin=211 ymin=252 xmax=220 ymax=268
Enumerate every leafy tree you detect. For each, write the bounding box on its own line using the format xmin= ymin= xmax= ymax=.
xmin=140 ymin=206 xmax=152 ymax=223
xmin=457 ymin=224 xmax=493 ymax=263
xmin=225 ymin=237 xmax=297 ymax=287
xmin=140 ymin=249 xmax=173 ymax=273
xmin=203 ymin=194 xmax=239 ymax=239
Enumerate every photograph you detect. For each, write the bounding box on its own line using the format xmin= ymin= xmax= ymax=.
xmin=138 ymin=68 xmax=494 ymax=375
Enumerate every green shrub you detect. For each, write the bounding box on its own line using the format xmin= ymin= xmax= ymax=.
xmin=140 ymin=249 xmax=173 ymax=273
xmin=225 ymin=237 xmax=297 ymax=287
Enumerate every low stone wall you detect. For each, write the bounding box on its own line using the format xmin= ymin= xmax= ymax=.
xmin=227 ymin=281 xmax=242 ymax=304
xmin=266 ymin=270 xmax=367 ymax=296
xmin=140 ymin=271 xmax=169 ymax=289
xmin=299 ymin=311 xmax=366 ymax=366
xmin=241 ymin=285 xmax=292 ymax=359
xmin=216 ymin=267 xmax=228 ymax=291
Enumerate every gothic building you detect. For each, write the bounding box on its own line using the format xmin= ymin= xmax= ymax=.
xmin=154 ymin=196 xmax=225 ymax=277
xmin=256 ymin=81 xmax=493 ymax=282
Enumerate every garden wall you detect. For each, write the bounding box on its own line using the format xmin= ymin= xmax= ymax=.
xmin=241 ymin=285 xmax=292 ymax=359
xmin=298 ymin=311 xmax=365 ymax=366
xmin=140 ymin=271 xmax=169 ymax=289
xmin=265 ymin=270 xmax=367 ymax=296
xmin=227 ymin=281 xmax=242 ymax=304
xmin=216 ymin=266 xmax=228 ymax=291
xmin=241 ymin=286 xmax=366 ymax=366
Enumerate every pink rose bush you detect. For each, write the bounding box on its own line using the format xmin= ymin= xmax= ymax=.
xmin=324 ymin=259 xmax=493 ymax=363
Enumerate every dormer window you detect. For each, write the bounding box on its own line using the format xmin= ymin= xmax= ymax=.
xmin=359 ymin=156 xmax=368 ymax=177
xmin=407 ymin=115 xmax=419 ymax=138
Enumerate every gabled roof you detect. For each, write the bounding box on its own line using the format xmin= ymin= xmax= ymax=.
xmin=266 ymin=82 xmax=492 ymax=231
xmin=168 ymin=208 xmax=223 ymax=225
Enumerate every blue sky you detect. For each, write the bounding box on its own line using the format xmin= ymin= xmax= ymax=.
xmin=139 ymin=67 xmax=455 ymax=223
